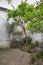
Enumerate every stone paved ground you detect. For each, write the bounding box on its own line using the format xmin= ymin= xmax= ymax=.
xmin=0 ymin=48 xmax=31 ymax=65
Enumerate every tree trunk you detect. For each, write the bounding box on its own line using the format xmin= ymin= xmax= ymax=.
xmin=21 ymin=25 xmax=28 ymax=44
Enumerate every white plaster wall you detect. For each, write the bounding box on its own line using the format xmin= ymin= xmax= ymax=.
xmin=31 ymin=33 xmax=42 ymax=43
xmin=0 ymin=0 xmax=40 ymax=9
xmin=0 ymin=18 xmax=10 ymax=48
xmin=25 ymin=31 xmax=42 ymax=43
xmin=0 ymin=10 xmax=7 ymax=20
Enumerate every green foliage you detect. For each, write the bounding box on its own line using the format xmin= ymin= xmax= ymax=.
xmin=7 ymin=1 xmax=43 ymax=33
xmin=36 ymin=50 xmax=43 ymax=59
xmin=31 ymin=55 xmax=36 ymax=64
xmin=27 ymin=21 xmax=43 ymax=33
xmin=29 ymin=42 xmax=38 ymax=49
xmin=15 ymin=2 xmax=35 ymax=22
xmin=31 ymin=50 xmax=43 ymax=65
xmin=7 ymin=1 xmax=35 ymax=21
xmin=7 ymin=10 xmax=14 ymax=19
xmin=27 ymin=22 xmax=41 ymax=33
xmin=22 ymin=41 xmax=39 ymax=51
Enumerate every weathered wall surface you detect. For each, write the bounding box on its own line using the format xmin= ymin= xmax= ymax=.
xmin=31 ymin=32 xmax=42 ymax=43
xmin=24 ymin=31 xmax=42 ymax=43
xmin=0 ymin=18 xmax=10 ymax=48
xmin=0 ymin=9 xmax=7 ymax=20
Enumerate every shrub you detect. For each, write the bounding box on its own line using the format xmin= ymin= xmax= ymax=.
xmin=31 ymin=50 xmax=43 ymax=65
xmin=21 ymin=41 xmax=39 ymax=52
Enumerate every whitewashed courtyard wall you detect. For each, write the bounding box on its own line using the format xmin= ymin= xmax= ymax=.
xmin=31 ymin=32 xmax=42 ymax=43
xmin=0 ymin=18 xmax=10 ymax=48
xmin=25 ymin=31 xmax=42 ymax=43
xmin=0 ymin=10 xmax=7 ymax=20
